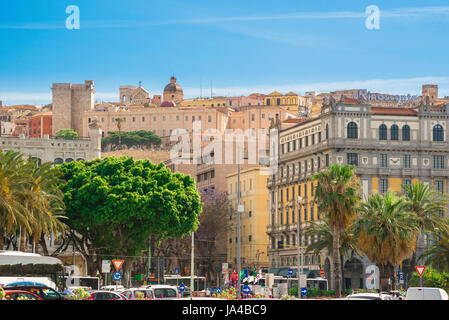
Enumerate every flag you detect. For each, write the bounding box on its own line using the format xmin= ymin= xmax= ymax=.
xmin=254 ymin=270 xmax=263 ymax=284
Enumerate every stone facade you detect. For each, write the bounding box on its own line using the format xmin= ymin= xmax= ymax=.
xmin=0 ymin=127 xmax=102 ymax=164
xmin=51 ymin=80 xmax=95 ymax=137
xmin=267 ymin=97 xmax=449 ymax=289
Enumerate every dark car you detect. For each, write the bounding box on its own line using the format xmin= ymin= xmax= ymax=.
xmin=4 ymin=284 xmax=64 ymax=300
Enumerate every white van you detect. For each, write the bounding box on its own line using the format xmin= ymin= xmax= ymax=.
xmin=406 ymin=287 xmax=449 ymax=300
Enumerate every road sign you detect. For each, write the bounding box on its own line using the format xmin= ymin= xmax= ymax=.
xmin=112 ymin=259 xmax=124 ymax=271
xmin=242 ymin=285 xmax=251 ymax=295
xmin=112 ymin=271 xmax=122 ymax=282
xmin=399 ymin=272 xmax=404 ymax=281
xmin=101 ymin=260 xmax=110 ymax=273
xmin=179 ymin=283 xmax=185 ymax=292
xmin=301 ymin=287 xmax=308 ymax=296
xmin=320 ymin=269 xmax=325 ymax=277
xmin=287 ymin=269 xmax=293 ymax=276
xmin=415 ymin=266 xmax=426 ymax=277
xmin=216 ymin=287 xmax=221 ymax=294
xmin=174 ymin=267 xmax=179 ymax=275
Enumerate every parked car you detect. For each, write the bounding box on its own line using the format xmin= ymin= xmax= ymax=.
xmin=86 ymin=290 xmax=128 ymax=300
xmin=345 ymin=293 xmax=393 ymax=300
xmin=117 ymin=288 xmax=154 ymax=300
xmin=406 ymin=287 xmax=449 ymax=300
xmin=144 ymin=285 xmax=179 ymax=299
xmin=3 ymin=284 xmax=63 ymax=300
xmin=3 ymin=290 xmax=43 ymax=300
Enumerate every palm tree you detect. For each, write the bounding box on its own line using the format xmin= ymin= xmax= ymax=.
xmin=114 ymin=117 xmax=124 ymax=150
xmin=305 ymin=218 xmax=360 ymax=295
xmin=353 ymin=192 xmax=420 ymax=291
xmin=0 ymin=151 xmax=33 ymax=249
xmin=402 ymin=182 xmax=449 ymax=281
xmin=312 ymin=164 xmax=361 ymax=297
xmin=419 ymin=230 xmax=449 ymax=273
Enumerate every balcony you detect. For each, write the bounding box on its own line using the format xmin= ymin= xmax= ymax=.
xmin=378 ymin=168 xmax=390 ymax=176
xmin=401 ymin=169 xmax=414 ymax=176
xmin=431 ymin=168 xmax=449 ymax=177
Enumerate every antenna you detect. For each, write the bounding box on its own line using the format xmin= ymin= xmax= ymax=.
xmin=200 ymin=77 xmax=202 ymax=99
xmin=211 ymin=81 xmax=213 ymax=98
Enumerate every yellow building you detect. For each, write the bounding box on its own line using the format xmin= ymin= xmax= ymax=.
xmin=227 ymin=166 xmax=270 ymax=270
xmin=181 ymin=97 xmax=230 ymax=108
xmin=264 ymin=91 xmax=300 ymax=113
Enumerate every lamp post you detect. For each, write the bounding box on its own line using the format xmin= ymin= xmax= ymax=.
xmin=297 ymin=196 xmax=303 ymax=298
xmin=237 ymin=147 xmax=242 ymax=299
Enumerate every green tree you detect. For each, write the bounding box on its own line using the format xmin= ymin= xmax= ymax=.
xmin=54 ymin=129 xmax=80 ymax=140
xmin=102 ymin=130 xmax=162 ymax=151
xmin=402 ymin=182 xmax=449 ymax=280
xmin=114 ymin=117 xmax=124 ymax=149
xmin=305 ymin=218 xmax=360 ymax=294
xmin=353 ymin=192 xmax=420 ymax=291
xmin=0 ymin=151 xmax=67 ymax=251
xmin=57 ymin=156 xmax=202 ymax=277
xmin=420 ymin=231 xmax=449 ymax=273
xmin=312 ymin=164 xmax=361 ymax=297
xmin=409 ymin=267 xmax=449 ymax=292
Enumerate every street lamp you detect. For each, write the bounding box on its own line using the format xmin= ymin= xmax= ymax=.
xmin=296 ymin=196 xmax=304 ymax=298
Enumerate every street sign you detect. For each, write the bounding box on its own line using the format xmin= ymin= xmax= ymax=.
xmin=179 ymin=283 xmax=185 ymax=292
xmin=112 ymin=259 xmax=124 ymax=271
xmin=415 ymin=266 xmax=426 ymax=277
xmin=101 ymin=260 xmax=110 ymax=273
xmin=301 ymin=287 xmax=308 ymax=296
xmin=399 ymin=272 xmax=404 ymax=281
xmin=320 ymin=269 xmax=325 ymax=277
xmin=216 ymin=287 xmax=221 ymax=294
xmin=287 ymin=269 xmax=293 ymax=276
xmin=242 ymin=285 xmax=251 ymax=295
xmin=112 ymin=271 xmax=122 ymax=282
xmin=174 ymin=267 xmax=179 ymax=275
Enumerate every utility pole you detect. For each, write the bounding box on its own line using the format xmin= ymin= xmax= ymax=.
xmin=237 ymin=147 xmax=242 ymax=299
xmin=297 ymin=196 xmax=303 ymax=298
xmin=148 ymin=237 xmax=151 ymax=281
xmin=190 ymin=231 xmax=195 ymax=297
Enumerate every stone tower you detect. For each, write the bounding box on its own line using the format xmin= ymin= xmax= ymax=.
xmin=51 ymin=80 xmax=95 ymax=137
xmin=422 ymin=84 xmax=438 ymax=103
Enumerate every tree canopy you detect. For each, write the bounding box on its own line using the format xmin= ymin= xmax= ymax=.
xmin=54 ymin=129 xmax=80 ymax=140
xmin=102 ymin=130 xmax=162 ymax=150
xmin=57 ymin=156 xmax=202 ymax=274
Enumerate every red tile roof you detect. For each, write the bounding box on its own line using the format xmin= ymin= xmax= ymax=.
xmin=370 ymin=107 xmax=418 ymax=115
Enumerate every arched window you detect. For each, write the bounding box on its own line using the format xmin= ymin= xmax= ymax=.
xmin=65 ymin=158 xmax=74 ymax=163
xmin=347 ymin=122 xmax=358 ymax=139
xmin=379 ymin=124 xmax=387 ymax=140
xmin=433 ymin=125 xmax=444 ymax=142
xmin=402 ymin=125 xmax=410 ymax=141
xmin=54 ymin=158 xmax=63 ymax=164
xmin=391 ymin=124 xmax=399 ymax=140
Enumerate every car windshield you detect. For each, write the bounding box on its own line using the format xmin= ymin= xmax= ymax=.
xmin=42 ymin=288 xmax=60 ymax=297
xmin=154 ymin=288 xmax=177 ymax=298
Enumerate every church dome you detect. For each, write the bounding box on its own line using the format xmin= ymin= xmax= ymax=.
xmin=164 ymin=76 xmax=183 ymax=94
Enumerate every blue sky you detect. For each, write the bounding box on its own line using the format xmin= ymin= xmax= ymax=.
xmin=1 ymin=0 xmax=449 ymax=105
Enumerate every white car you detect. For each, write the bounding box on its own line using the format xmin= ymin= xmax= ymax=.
xmin=406 ymin=287 xmax=449 ymax=300
xmin=345 ymin=293 xmax=393 ymax=300
xmin=144 ymin=285 xmax=179 ymax=299
xmin=118 ymin=287 xmax=154 ymax=300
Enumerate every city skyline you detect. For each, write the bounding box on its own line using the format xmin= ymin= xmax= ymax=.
xmin=1 ymin=0 xmax=449 ymax=105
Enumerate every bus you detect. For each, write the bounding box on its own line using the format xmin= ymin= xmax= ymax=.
xmin=257 ymin=275 xmax=328 ymax=290
xmin=61 ymin=275 xmax=100 ymax=290
xmin=163 ymin=275 xmax=206 ymax=294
